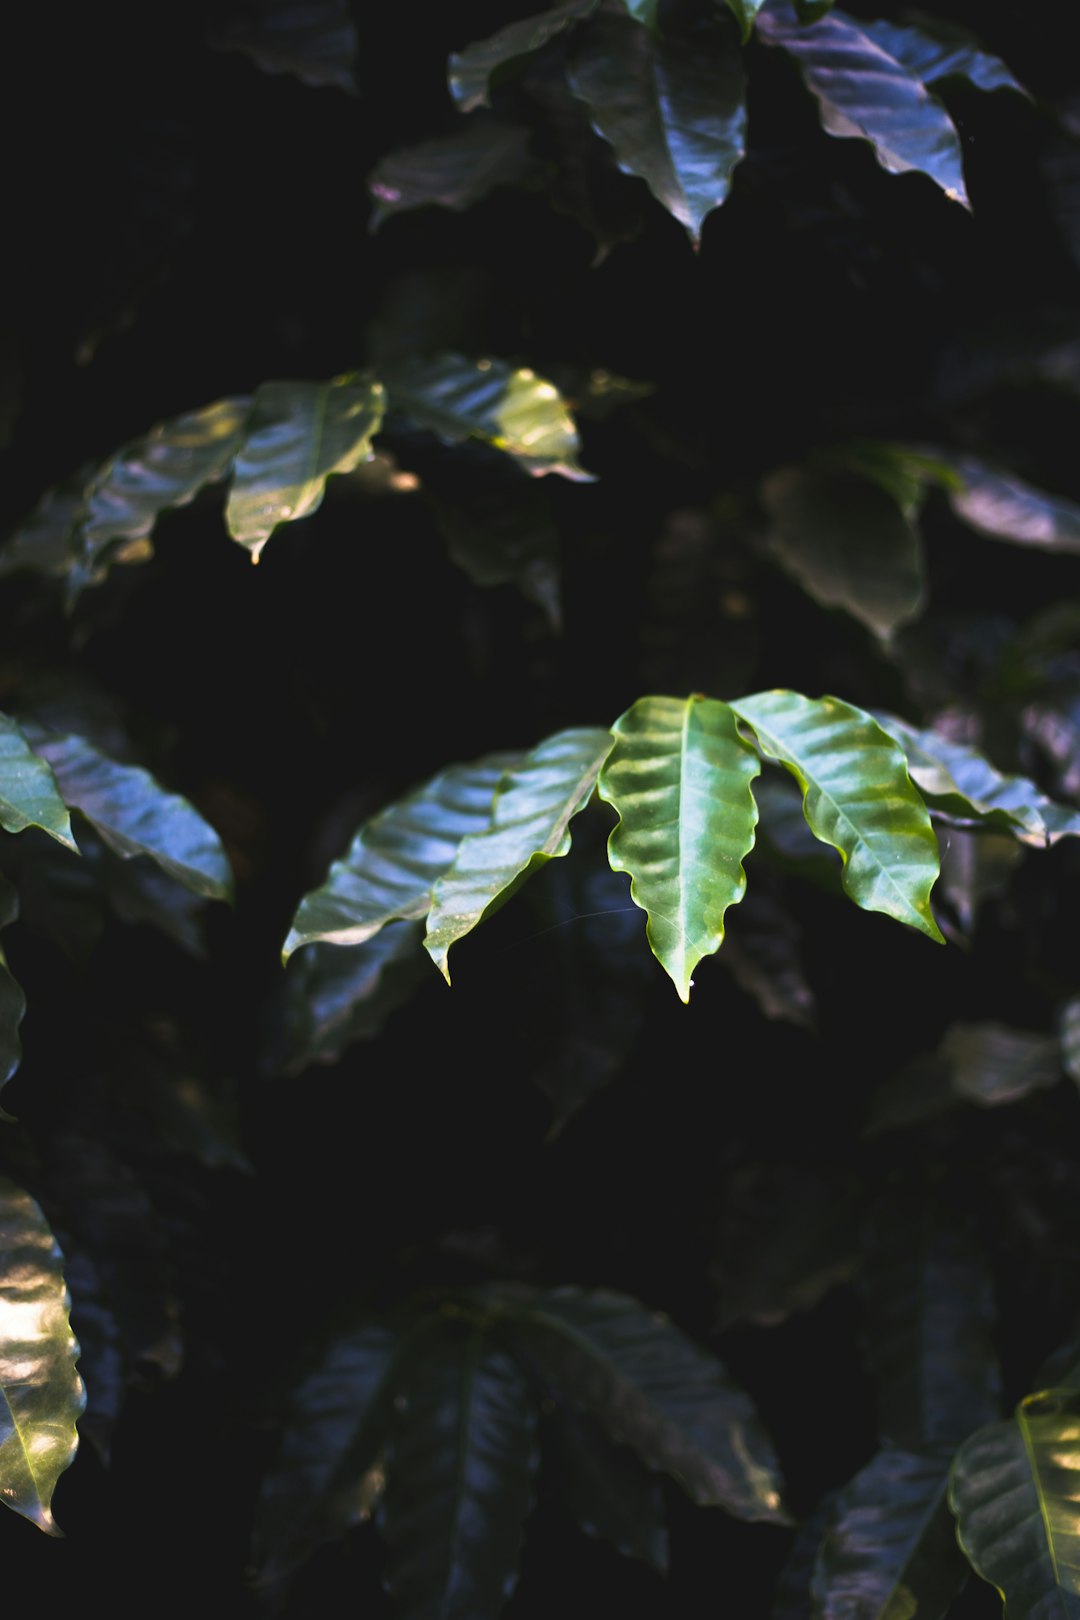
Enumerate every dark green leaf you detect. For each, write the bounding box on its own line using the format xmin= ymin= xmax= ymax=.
xmin=1061 ymin=997 xmax=1080 ymax=1087
xmin=0 ymin=1176 xmax=85 ymax=1534
xmin=491 ymin=1285 xmax=787 ymax=1520
xmin=726 ymin=0 xmax=768 ymax=45
xmin=427 ymin=470 xmax=563 ymax=629
xmin=284 ymin=754 xmax=522 ymax=959
xmin=0 ymin=876 xmax=25 ymax=1117
xmin=383 ymin=354 xmax=591 ymax=480
xmin=719 ymin=889 xmax=816 ymax=1029
xmin=449 ymin=0 xmax=599 ymax=113
xmin=210 ymin=0 xmax=358 ymax=94
xmin=943 ymin=1021 xmax=1061 ymax=1108
xmin=858 ymin=15 xmax=1028 ymax=98
xmin=253 ymin=1320 xmax=402 ymax=1587
xmin=598 ymin=695 xmax=761 ymax=1001
xmin=731 ymin=691 xmax=945 ymax=943
xmin=793 ymin=1 xmax=835 ymax=19
xmin=0 ymin=712 xmax=77 ymax=850
xmin=382 ymin=1331 xmax=539 ymax=1620
xmin=277 ymin=921 xmax=431 ymax=1076
xmin=368 ymin=123 xmax=539 ymax=229
xmin=936 ymin=826 xmax=1023 ymax=942
xmin=760 ymin=463 xmax=925 ymax=641
xmin=756 ymin=1 xmax=969 ymax=207
xmin=0 ymin=473 xmax=93 ymax=583
xmin=946 ymin=457 xmax=1080 ymax=554
xmin=814 ymin=1450 xmax=968 ymax=1620
xmin=26 ymin=730 xmax=232 ymax=902
xmin=567 ymin=8 xmax=746 ymax=242
xmin=225 ymin=373 xmax=386 ymax=560
xmin=425 ymin=727 xmax=613 ymax=981
xmin=950 ymin=1392 xmax=1080 ymax=1620
xmin=548 ymin=1409 xmax=669 ymax=1571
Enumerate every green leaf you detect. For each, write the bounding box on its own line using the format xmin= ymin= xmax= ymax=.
xmin=548 ymin=1410 xmax=669 ymax=1571
xmin=277 ymin=922 xmax=431 ymax=1076
xmin=814 ymin=1450 xmax=968 ymax=1620
xmin=950 ymin=1391 xmax=1080 ymax=1620
xmin=731 ymin=691 xmax=945 ymax=943
xmin=382 ymin=1331 xmax=539 ymax=1620
xmin=858 ymin=16 xmax=1029 ymax=99
xmin=793 ymin=0 xmax=834 ymax=16
xmin=0 ymin=473 xmax=93 ymax=583
xmin=490 ymin=1285 xmax=787 ymax=1520
xmin=74 ymin=397 xmax=251 ymax=594
xmin=252 ymin=1319 xmax=402 ymax=1587
xmin=622 ymin=0 xmax=660 ymax=27
xmin=597 ymin=695 xmax=761 ymax=1002
xmin=567 ymin=8 xmax=747 ymax=243
xmin=936 ymin=826 xmax=1023 ymax=942
xmin=945 ymin=458 xmax=1080 ymax=554
xmin=756 ymin=1 xmax=969 ymax=207
xmin=225 ymin=373 xmax=386 ymax=560
xmin=725 ymin=0 xmax=767 ymax=45
xmin=26 ymin=730 xmax=232 ymax=902
xmin=448 ymin=0 xmax=599 ymax=113
xmin=425 ymin=466 xmax=563 ymax=630
xmin=0 ymin=1176 xmax=85 ymax=1533
xmin=210 ymin=0 xmax=358 ymax=94
xmin=424 ymin=727 xmax=613 ymax=982
xmin=873 ymin=713 xmax=1080 ymax=845
xmin=284 ymin=753 xmax=523 ymax=960
xmin=0 ymin=877 xmax=25 ymax=1118
xmin=942 ymin=1021 xmax=1061 ymax=1108
xmin=368 ymin=123 xmax=539 ymax=229
xmin=760 ymin=462 xmax=925 ymax=641
xmin=0 ymin=712 xmax=77 ymax=851
xmin=383 ymin=354 xmax=591 ymax=480
xmin=713 ymin=1166 xmax=860 ymax=1330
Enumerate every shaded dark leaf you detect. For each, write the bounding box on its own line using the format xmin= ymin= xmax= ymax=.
xmin=0 ymin=875 xmax=25 ymax=1114
xmin=210 ymin=0 xmax=358 ymax=94
xmin=946 ymin=457 xmax=1080 ymax=554
xmin=858 ymin=14 xmax=1028 ymax=98
xmin=369 ymin=123 xmax=539 ymax=229
xmin=720 ymin=888 xmax=816 ymax=1030
xmin=426 ymin=465 xmax=563 ymax=628
xmin=547 ymin=1408 xmax=669 ymax=1571
xmin=277 ymin=921 xmax=431 ymax=1076
xmin=449 ymin=0 xmax=599 ymax=113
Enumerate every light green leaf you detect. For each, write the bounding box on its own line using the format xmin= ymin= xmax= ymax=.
xmin=756 ymin=1 xmax=969 ymax=207
xmin=368 ymin=123 xmax=539 ymax=229
xmin=725 ymin=0 xmax=767 ymax=43
xmin=814 ymin=1450 xmax=968 ymax=1620
xmin=0 ymin=1176 xmax=85 ymax=1533
xmin=731 ymin=691 xmax=945 ymax=943
xmin=945 ymin=457 xmax=1080 ymax=554
xmin=448 ymin=0 xmax=599 ymax=112
xmin=567 ymin=8 xmax=747 ymax=243
xmin=0 ymin=712 xmax=77 ymax=851
xmin=425 ymin=727 xmax=613 ymax=982
xmin=382 ymin=1332 xmax=539 ymax=1620
xmin=26 ymin=730 xmax=232 ymax=902
xmin=950 ymin=1392 xmax=1080 ymax=1619
xmin=284 ymin=753 xmax=523 ymax=960
xmin=226 ymin=373 xmax=386 ymax=560
xmin=384 ymin=354 xmax=591 ymax=480
xmin=873 ymin=712 xmax=1080 ymax=845
xmin=488 ymin=1285 xmax=787 ymax=1520
xmin=761 ymin=462 xmax=925 ymax=641
xmin=597 ymin=695 xmax=760 ymax=1001
xmin=0 ymin=877 xmax=25 ymax=1118
xmin=858 ymin=16 xmax=1029 ymax=99
xmin=210 ymin=0 xmax=358 ymax=95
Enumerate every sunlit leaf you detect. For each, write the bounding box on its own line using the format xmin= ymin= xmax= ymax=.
xmin=277 ymin=921 xmax=431 ymax=1076
xmin=548 ymin=1410 xmax=669 ymax=1571
xmin=226 ymin=373 xmax=386 ymax=560
xmin=598 ymin=695 xmax=760 ymax=1001
xmin=761 ymin=462 xmax=925 ymax=640
xmin=489 ymin=1285 xmax=787 ymax=1520
xmin=731 ymin=691 xmax=944 ymax=943
xmin=425 ymin=727 xmax=613 ymax=982
xmin=384 ymin=354 xmax=591 ymax=480
xmin=814 ymin=1450 xmax=968 ymax=1620
xmin=382 ymin=1331 xmax=539 ymax=1620
xmin=950 ymin=1390 xmax=1080 ymax=1620
xmin=26 ymin=729 xmax=232 ymax=902
xmin=0 ymin=1176 xmax=85 ymax=1533
xmin=567 ymin=8 xmax=746 ymax=243
xmin=253 ymin=1319 xmax=402 ymax=1587
xmin=284 ymin=753 xmax=522 ymax=959
xmin=0 ymin=712 xmax=77 ymax=850
xmin=858 ymin=16 xmax=1028 ymax=99
xmin=945 ymin=457 xmax=1080 ymax=554
xmin=756 ymin=1 xmax=969 ymax=207
xmin=0 ymin=876 xmax=25 ymax=1118
xmin=368 ymin=123 xmax=539 ymax=229
xmin=449 ymin=0 xmax=599 ymax=113
xmin=210 ymin=0 xmax=358 ymax=94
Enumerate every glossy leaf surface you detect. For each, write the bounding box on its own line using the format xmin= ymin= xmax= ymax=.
xmin=756 ymin=1 xmax=969 ymax=206
xmin=226 ymin=373 xmax=385 ymax=559
xmin=383 ymin=1333 xmax=538 ymax=1620
xmin=284 ymin=753 xmax=521 ymax=959
xmin=0 ymin=1177 xmax=84 ymax=1533
xmin=814 ymin=1450 xmax=968 ymax=1620
xmin=950 ymin=1391 xmax=1080 ymax=1619
xmin=567 ymin=9 xmax=747 ymax=242
xmin=0 ymin=712 xmax=76 ymax=850
xmin=27 ymin=731 xmax=232 ymax=901
xmin=0 ymin=877 xmax=25 ymax=1115
xmin=598 ymin=695 xmax=760 ymax=1001
xmin=449 ymin=0 xmax=599 ymax=112
xmin=731 ymin=692 xmax=944 ymax=943
xmin=858 ymin=16 xmax=1028 ymax=97
xmin=761 ymin=462 xmax=925 ymax=640
xmin=493 ymin=1286 xmax=786 ymax=1520
xmin=384 ymin=354 xmax=589 ymax=480
xmin=368 ymin=123 xmax=538 ymax=229
xmin=211 ymin=0 xmax=358 ymax=93
xmin=946 ymin=458 xmax=1080 ymax=554
xmin=425 ymin=727 xmax=612 ymax=981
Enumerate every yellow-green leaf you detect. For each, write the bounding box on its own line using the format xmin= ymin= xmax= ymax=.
xmin=0 ymin=712 xmax=77 ymax=851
